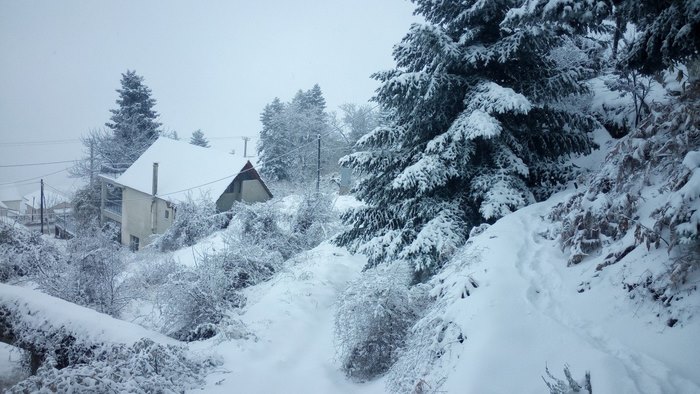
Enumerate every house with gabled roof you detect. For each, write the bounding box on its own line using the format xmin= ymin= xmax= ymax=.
xmin=99 ymin=137 xmax=273 ymax=250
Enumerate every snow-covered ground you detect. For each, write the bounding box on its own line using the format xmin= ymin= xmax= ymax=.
xmin=409 ymin=195 xmax=700 ymax=393
xmin=186 ymin=192 xmax=699 ymax=393
xmin=192 ymin=242 xmax=385 ymax=393
xmin=1 ymin=192 xmax=696 ymax=393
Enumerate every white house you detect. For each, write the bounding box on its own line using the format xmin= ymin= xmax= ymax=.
xmin=0 ymin=185 xmax=25 ymax=219
xmin=99 ymin=137 xmax=273 ymax=250
xmin=22 ymin=189 xmax=71 ymax=224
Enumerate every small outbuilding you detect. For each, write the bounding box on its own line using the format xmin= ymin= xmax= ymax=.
xmin=99 ymin=137 xmax=273 ymax=250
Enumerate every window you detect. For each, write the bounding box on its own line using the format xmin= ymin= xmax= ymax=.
xmin=165 ymin=209 xmax=169 ymax=219
xmin=129 ymin=235 xmax=140 ymax=251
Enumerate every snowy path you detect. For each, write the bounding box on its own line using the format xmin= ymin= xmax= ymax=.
xmin=192 ymin=243 xmax=384 ymax=394
xmin=438 ymin=200 xmax=700 ymax=394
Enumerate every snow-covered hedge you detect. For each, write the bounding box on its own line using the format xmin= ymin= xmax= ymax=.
xmin=8 ymin=338 xmax=216 ymax=394
xmin=0 ymin=284 xmax=217 ymax=392
xmin=0 ymin=222 xmax=132 ymax=317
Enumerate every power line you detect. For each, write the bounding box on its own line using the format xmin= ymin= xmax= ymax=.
xmin=0 ymin=159 xmax=76 ymax=168
xmin=0 ymin=138 xmax=81 ymax=147
xmin=0 ymin=167 xmax=73 ymax=187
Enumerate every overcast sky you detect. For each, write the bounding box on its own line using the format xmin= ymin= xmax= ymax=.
xmin=0 ymin=0 xmax=418 ymax=196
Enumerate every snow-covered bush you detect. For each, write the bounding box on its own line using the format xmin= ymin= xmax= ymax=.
xmin=156 ymin=197 xmax=342 ymax=341
xmin=0 ymin=221 xmax=132 ymax=317
xmin=59 ymin=224 xmax=130 ymax=316
xmin=293 ymin=192 xmax=340 ymax=249
xmin=0 ymin=222 xmax=64 ymax=283
xmin=335 ymin=263 xmax=426 ymax=381
xmin=550 ymin=85 xmax=700 ymax=309
xmin=543 ymin=365 xmax=592 ymax=394
xmin=8 ymin=339 xmax=217 ymax=393
xmin=229 ymin=200 xmax=298 ymax=260
xmin=151 ymin=194 xmax=226 ymax=252
xmin=156 ymin=254 xmax=246 ymax=341
xmin=386 ymin=246 xmax=479 ymax=393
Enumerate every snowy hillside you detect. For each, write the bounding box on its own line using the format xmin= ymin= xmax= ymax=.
xmin=388 ymin=196 xmax=699 ymax=393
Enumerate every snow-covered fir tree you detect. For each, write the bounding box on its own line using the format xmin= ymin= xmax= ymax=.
xmin=257 ymin=85 xmax=345 ymax=183
xmin=257 ymin=98 xmax=294 ymax=181
xmin=337 ymin=0 xmax=601 ymax=281
xmin=70 ymin=70 xmax=162 ymax=223
xmin=104 ymin=70 xmax=162 ymax=169
xmin=189 ymin=129 xmax=210 ymax=147
xmin=617 ymin=0 xmax=700 ymax=74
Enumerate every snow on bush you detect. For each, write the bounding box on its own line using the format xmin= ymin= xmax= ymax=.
xmin=8 ymin=339 xmax=217 ymax=394
xmin=0 ymin=221 xmax=132 ymax=317
xmin=0 ymin=283 xmax=217 ymax=392
xmin=0 ymin=222 xmax=63 ymax=283
xmin=151 ymin=194 xmax=226 ymax=252
xmin=293 ymin=192 xmax=341 ymax=249
xmin=550 ymin=85 xmax=700 ymax=310
xmin=60 ymin=224 xmax=131 ymax=316
xmin=156 ymin=253 xmax=246 ymax=341
xmin=335 ymin=263 xmax=428 ymax=381
xmin=386 ymin=247 xmax=477 ymax=393
xmin=156 ymin=196 xmax=341 ymax=341
xmin=543 ymin=365 xmax=592 ymax=394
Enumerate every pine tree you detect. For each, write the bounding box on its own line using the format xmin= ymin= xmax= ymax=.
xmin=336 ymin=0 xmax=599 ymax=281
xmin=617 ymin=0 xmax=700 ymax=74
xmin=103 ymin=70 xmax=162 ymax=169
xmin=257 ymin=98 xmax=294 ymax=181
xmin=189 ymin=129 xmax=210 ymax=148
xmin=257 ymin=86 xmax=339 ymax=183
xmin=70 ymin=70 xmax=162 ymax=224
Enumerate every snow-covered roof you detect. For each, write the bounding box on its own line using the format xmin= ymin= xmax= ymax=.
xmin=0 ymin=201 xmax=7 ymax=209
xmin=23 ymin=189 xmax=70 ymax=209
xmin=114 ymin=137 xmax=252 ymax=203
xmin=0 ymin=185 xmax=23 ymax=203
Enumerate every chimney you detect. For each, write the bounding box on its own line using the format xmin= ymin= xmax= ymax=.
xmin=152 ymin=162 xmax=159 ymax=196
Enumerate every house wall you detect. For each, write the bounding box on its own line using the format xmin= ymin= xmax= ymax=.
xmin=216 ymin=179 xmax=241 ymax=212
xmin=215 ymin=179 xmax=271 ymax=211
xmin=2 ymin=200 xmax=22 ymax=214
xmin=120 ymin=188 xmax=174 ymax=250
xmin=241 ymin=180 xmax=272 ymax=203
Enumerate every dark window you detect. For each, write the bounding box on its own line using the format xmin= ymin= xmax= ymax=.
xmin=165 ymin=210 xmax=169 ymax=219
xmin=129 ymin=235 xmax=140 ymax=251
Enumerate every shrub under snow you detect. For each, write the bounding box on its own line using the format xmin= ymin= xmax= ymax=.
xmin=543 ymin=365 xmax=593 ymax=394
xmin=8 ymin=339 xmax=216 ymax=394
xmin=335 ymin=263 xmax=428 ymax=381
xmin=156 ymin=253 xmax=247 ymax=341
xmin=151 ymin=194 xmax=226 ymax=252
xmin=549 ymin=85 xmax=700 ymax=316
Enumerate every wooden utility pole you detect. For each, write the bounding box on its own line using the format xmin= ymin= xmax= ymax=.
xmin=316 ymin=133 xmax=321 ymax=193
xmin=40 ymin=179 xmax=44 ymax=234
xmin=89 ymin=140 xmax=95 ymax=187
xmin=242 ymin=137 xmax=250 ymax=157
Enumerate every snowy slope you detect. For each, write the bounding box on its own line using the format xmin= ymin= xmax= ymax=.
xmin=192 ymin=242 xmax=385 ymax=393
xmin=172 ymin=186 xmax=700 ymax=393
xmin=392 ymin=195 xmax=700 ymax=394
